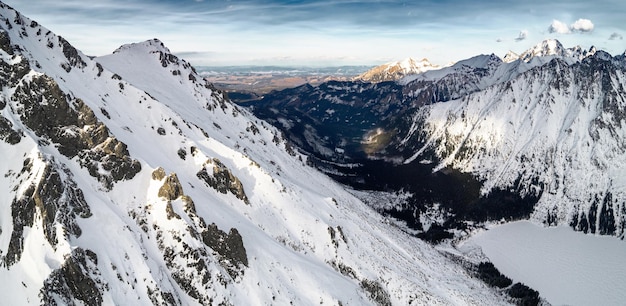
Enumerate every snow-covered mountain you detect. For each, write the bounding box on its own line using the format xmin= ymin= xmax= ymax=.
xmin=401 ymin=51 xmax=626 ymax=237
xmin=355 ymin=57 xmax=440 ymax=83
xmin=248 ymin=37 xmax=626 ymax=241
xmin=0 ymin=3 xmax=518 ymax=305
xmin=504 ymin=39 xmax=597 ymax=64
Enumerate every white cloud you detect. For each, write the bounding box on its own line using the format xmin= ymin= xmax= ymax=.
xmin=548 ymin=18 xmax=594 ymax=35
xmin=570 ymin=18 xmax=594 ymax=32
xmin=609 ymin=32 xmax=623 ymax=40
xmin=515 ymin=30 xmax=528 ymax=42
xmin=548 ymin=20 xmax=570 ymax=34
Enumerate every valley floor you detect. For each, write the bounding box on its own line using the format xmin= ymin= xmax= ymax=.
xmin=460 ymin=221 xmax=626 ymax=306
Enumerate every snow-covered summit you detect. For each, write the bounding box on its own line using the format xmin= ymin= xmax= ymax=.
xmin=511 ymin=39 xmax=597 ymax=64
xmin=112 ymin=38 xmax=170 ymax=55
xmin=519 ymin=39 xmax=568 ymax=61
xmin=502 ymin=50 xmax=520 ymax=63
xmin=355 ymin=57 xmax=440 ymax=83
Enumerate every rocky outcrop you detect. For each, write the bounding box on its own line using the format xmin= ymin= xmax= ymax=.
xmin=196 ymin=158 xmax=249 ymax=204
xmin=11 ymin=74 xmax=141 ymax=189
xmin=0 ymin=115 xmax=21 ymax=144
xmin=4 ymin=159 xmax=91 ymax=267
xmin=148 ymin=168 xmax=248 ymax=302
xmin=201 ymin=224 xmax=248 ymax=278
xmin=157 ymin=171 xmax=183 ymax=201
xmin=41 ymin=248 xmax=106 ymax=306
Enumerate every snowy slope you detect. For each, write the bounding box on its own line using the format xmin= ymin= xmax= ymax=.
xmin=0 ymin=3 xmax=512 ymax=305
xmin=403 ymin=51 xmax=626 ymax=238
xmin=462 ymin=221 xmax=626 ymax=306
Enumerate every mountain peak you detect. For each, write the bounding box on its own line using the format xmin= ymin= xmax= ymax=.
xmin=112 ymin=38 xmax=171 ymax=55
xmin=502 ymin=50 xmax=520 ymax=63
xmin=519 ymin=39 xmax=567 ymax=62
xmin=355 ymin=56 xmax=440 ymax=83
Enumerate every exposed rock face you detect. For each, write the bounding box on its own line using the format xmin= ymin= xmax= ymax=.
xmin=201 ymin=224 xmax=248 ymax=277
xmin=0 ymin=115 xmax=21 ymax=144
xmin=158 ymin=172 xmax=183 ymax=201
xmin=41 ymin=248 xmax=105 ymax=306
xmin=4 ymin=159 xmax=91 ymax=267
xmin=360 ymin=279 xmax=392 ymax=306
xmin=150 ymin=168 xmax=248 ymax=286
xmin=57 ymin=35 xmax=86 ymax=72
xmin=11 ymin=73 xmax=141 ymax=189
xmin=151 ymin=167 xmax=166 ymax=180
xmin=196 ymin=158 xmax=249 ymax=204
xmin=137 ymin=170 xmax=249 ymax=304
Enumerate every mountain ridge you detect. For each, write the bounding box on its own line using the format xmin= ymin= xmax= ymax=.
xmin=0 ymin=3 xmax=514 ymax=305
xmin=354 ymin=57 xmax=440 ymax=83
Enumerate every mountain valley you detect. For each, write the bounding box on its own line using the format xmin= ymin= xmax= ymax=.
xmin=0 ymin=3 xmax=540 ymax=305
xmin=244 ymin=39 xmax=626 ymax=243
xmin=1 ymin=1 xmax=625 ymax=305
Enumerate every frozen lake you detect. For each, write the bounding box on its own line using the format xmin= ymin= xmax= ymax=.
xmin=465 ymin=221 xmax=626 ymax=306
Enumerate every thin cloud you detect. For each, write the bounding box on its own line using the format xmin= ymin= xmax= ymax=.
xmin=515 ymin=30 xmax=528 ymax=42
xmin=609 ymin=32 xmax=623 ymax=40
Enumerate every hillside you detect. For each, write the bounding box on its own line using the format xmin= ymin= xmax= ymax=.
xmin=0 ymin=3 xmax=511 ymax=305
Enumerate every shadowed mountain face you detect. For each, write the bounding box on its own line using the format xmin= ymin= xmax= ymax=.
xmin=246 ymin=43 xmax=626 ymax=240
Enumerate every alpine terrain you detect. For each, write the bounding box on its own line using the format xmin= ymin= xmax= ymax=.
xmin=247 ymin=38 xmax=626 ymax=243
xmin=354 ymin=58 xmax=440 ymax=83
xmin=0 ymin=3 xmax=524 ymax=306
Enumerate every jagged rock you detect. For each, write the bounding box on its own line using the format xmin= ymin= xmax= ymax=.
xmin=360 ymin=279 xmax=392 ymax=306
xmin=0 ymin=30 xmax=13 ymax=55
xmin=158 ymin=173 xmax=183 ymax=201
xmin=196 ymin=158 xmax=249 ymax=204
xmin=41 ymin=248 xmax=105 ymax=306
xmin=201 ymin=223 xmax=248 ymax=278
xmin=151 ymin=167 xmax=166 ymax=181
xmin=0 ymin=31 xmax=30 ymax=87
xmin=165 ymin=202 xmax=181 ymax=220
xmin=57 ymin=35 xmax=86 ymax=71
xmin=11 ymin=74 xmax=141 ymax=189
xmin=181 ymin=195 xmax=196 ymax=214
xmin=0 ymin=115 xmax=22 ymax=144
xmin=4 ymin=161 xmax=91 ymax=267
xmin=177 ymin=148 xmax=186 ymax=160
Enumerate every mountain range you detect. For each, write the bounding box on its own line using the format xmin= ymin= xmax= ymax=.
xmin=246 ymin=38 xmax=626 ymax=243
xmin=0 ymin=3 xmax=531 ymax=305
xmin=354 ymin=58 xmax=440 ymax=83
xmin=354 ymin=39 xmax=600 ymax=83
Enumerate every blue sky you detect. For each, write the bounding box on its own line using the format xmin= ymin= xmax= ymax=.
xmin=3 ymin=0 xmax=625 ymax=67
